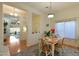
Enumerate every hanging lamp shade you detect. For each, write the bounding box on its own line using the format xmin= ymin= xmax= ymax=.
xmin=48 ymin=13 xmax=54 ymax=18
xmin=48 ymin=2 xmax=54 ymax=18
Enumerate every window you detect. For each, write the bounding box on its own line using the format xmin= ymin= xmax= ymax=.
xmin=55 ymin=22 xmax=64 ymax=37
xmin=55 ymin=21 xmax=76 ymax=39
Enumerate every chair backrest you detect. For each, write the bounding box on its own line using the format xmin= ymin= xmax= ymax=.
xmin=61 ymin=38 xmax=64 ymax=48
xmin=57 ymin=38 xmax=64 ymax=48
xmin=39 ymin=38 xmax=45 ymax=50
xmin=40 ymin=38 xmax=47 ymax=49
xmin=39 ymin=37 xmax=52 ymax=51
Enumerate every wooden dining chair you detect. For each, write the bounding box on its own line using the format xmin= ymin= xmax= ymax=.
xmin=60 ymin=38 xmax=64 ymax=55
xmin=55 ymin=38 xmax=64 ymax=56
xmin=39 ymin=38 xmax=52 ymax=56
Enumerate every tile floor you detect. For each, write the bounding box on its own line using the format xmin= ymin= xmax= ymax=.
xmin=11 ymin=44 xmax=79 ymax=56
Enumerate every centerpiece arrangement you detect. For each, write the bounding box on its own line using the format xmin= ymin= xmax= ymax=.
xmin=44 ymin=28 xmax=55 ymax=37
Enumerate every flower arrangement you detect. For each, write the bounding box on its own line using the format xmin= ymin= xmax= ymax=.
xmin=44 ymin=28 xmax=55 ymax=37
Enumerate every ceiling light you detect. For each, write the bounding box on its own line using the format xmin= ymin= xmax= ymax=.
xmin=14 ymin=13 xmax=18 ymax=17
xmin=17 ymin=21 xmax=20 ymax=24
xmin=10 ymin=12 xmax=18 ymax=17
xmin=10 ymin=8 xmax=18 ymax=17
xmin=48 ymin=2 xmax=54 ymax=18
xmin=10 ymin=13 xmax=13 ymax=16
xmin=48 ymin=13 xmax=54 ymax=18
xmin=23 ymin=26 xmax=27 ymax=32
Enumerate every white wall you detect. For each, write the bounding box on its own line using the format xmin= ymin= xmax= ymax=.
xmin=0 ymin=3 xmax=10 ymax=56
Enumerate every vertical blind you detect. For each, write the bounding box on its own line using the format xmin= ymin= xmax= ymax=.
xmin=55 ymin=21 xmax=76 ymax=39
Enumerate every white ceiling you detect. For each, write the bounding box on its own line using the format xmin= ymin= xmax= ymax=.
xmin=5 ymin=2 xmax=79 ymax=13
xmin=22 ymin=2 xmax=79 ymax=13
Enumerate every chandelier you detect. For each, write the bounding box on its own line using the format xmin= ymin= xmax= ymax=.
xmin=48 ymin=2 xmax=54 ymax=18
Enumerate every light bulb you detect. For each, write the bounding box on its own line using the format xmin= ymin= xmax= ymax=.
xmin=10 ymin=13 xmax=13 ymax=16
xmin=14 ymin=13 xmax=18 ymax=16
xmin=48 ymin=14 xmax=54 ymax=18
xmin=17 ymin=21 xmax=20 ymax=24
xmin=10 ymin=13 xmax=18 ymax=17
xmin=23 ymin=26 xmax=27 ymax=32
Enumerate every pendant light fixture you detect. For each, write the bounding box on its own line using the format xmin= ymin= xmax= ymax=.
xmin=48 ymin=2 xmax=54 ymax=18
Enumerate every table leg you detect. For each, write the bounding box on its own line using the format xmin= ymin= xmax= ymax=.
xmin=52 ymin=44 xmax=54 ymax=56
